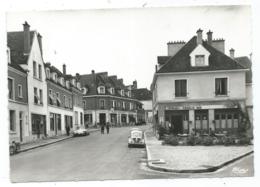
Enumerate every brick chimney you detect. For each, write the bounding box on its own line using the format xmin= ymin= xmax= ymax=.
xmin=206 ymin=30 xmax=213 ymax=45
xmin=167 ymin=41 xmax=186 ymax=56
xmin=63 ymin=64 xmax=66 ymax=75
xmin=23 ymin=21 xmax=30 ymax=55
xmin=229 ymin=48 xmax=235 ymax=59
xmin=37 ymin=33 xmax=43 ymax=55
xmin=133 ymin=80 xmax=137 ymax=89
xmin=196 ymin=29 xmax=203 ymax=45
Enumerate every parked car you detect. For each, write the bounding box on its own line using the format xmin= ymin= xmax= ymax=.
xmin=73 ymin=126 xmax=89 ymax=137
xmin=128 ymin=128 xmax=145 ymax=148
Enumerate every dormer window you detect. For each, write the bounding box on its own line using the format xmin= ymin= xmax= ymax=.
xmin=110 ymin=87 xmax=115 ymax=95
xmin=121 ymin=90 xmax=124 ymax=96
xmin=127 ymin=91 xmax=131 ymax=97
xmin=82 ymin=87 xmax=87 ymax=95
xmin=189 ymin=45 xmax=210 ymax=67
xmin=52 ymin=73 xmax=57 ymax=82
xmin=71 ymin=79 xmax=76 ymax=86
xmin=66 ymin=80 xmax=70 ymax=89
xmin=7 ymin=48 xmax=11 ymax=64
xmin=46 ymin=68 xmax=50 ymax=79
xmin=98 ymin=86 xmax=105 ymax=94
xmin=195 ymin=55 xmax=205 ymax=66
xmin=59 ymin=77 xmax=64 ymax=86
xmin=77 ymin=82 xmax=81 ymax=89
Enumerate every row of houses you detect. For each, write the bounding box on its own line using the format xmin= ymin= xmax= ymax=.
xmin=151 ymin=29 xmax=253 ymax=137
xmin=8 ymin=22 xmax=151 ymax=143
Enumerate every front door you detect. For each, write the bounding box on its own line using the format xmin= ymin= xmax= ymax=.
xmin=171 ymin=115 xmax=183 ymax=134
xmin=99 ymin=113 xmax=106 ymax=125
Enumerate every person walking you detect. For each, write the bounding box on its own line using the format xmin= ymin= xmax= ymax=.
xmin=101 ymin=123 xmax=105 ymax=134
xmin=65 ymin=124 xmax=70 ymax=136
xmin=106 ymin=122 xmax=110 ymax=134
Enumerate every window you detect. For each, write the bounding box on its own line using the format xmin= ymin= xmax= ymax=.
xmin=49 ymin=89 xmax=53 ymax=105
xmin=112 ymin=100 xmax=116 ymax=108
xmin=8 ymin=78 xmax=14 ymax=100
xmin=18 ymin=84 xmax=23 ymax=98
xmin=66 ymin=81 xmax=70 ymax=89
xmin=39 ymin=89 xmax=43 ymax=104
xmin=7 ymin=48 xmax=11 ymax=64
xmin=57 ymin=114 xmax=61 ymax=130
xmin=9 ymin=110 xmax=15 ymax=131
xmin=33 ymin=61 xmax=37 ymax=77
xmin=69 ymin=97 xmax=72 ymax=108
xmin=122 ymin=101 xmax=126 ymax=109
xmin=46 ymin=68 xmax=50 ymax=79
xmin=56 ymin=92 xmax=60 ymax=106
xmin=175 ymin=79 xmax=187 ymax=97
xmin=110 ymin=88 xmax=115 ymax=95
xmin=80 ymin=112 xmax=83 ymax=125
xmin=121 ymin=90 xmax=124 ymax=96
xmin=34 ymin=87 xmax=38 ymax=104
xmin=100 ymin=99 xmax=105 ymax=109
xmin=83 ymin=100 xmax=87 ymax=109
xmin=130 ymin=103 xmax=133 ymax=110
xmin=98 ymin=86 xmax=105 ymax=94
xmin=75 ymin=111 xmax=78 ymax=124
xmin=195 ymin=55 xmax=205 ymax=66
xmin=215 ymin=78 xmax=228 ymax=96
xmin=38 ymin=64 xmax=42 ymax=80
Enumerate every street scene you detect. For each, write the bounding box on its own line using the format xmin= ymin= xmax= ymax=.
xmin=6 ymin=5 xmax=254 ymax=183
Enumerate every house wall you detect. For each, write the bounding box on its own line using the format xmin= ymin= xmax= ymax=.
xmin=156 ymin=71 xmax=246 ymax=102
xmin=26 ymin=32 xmax=48 ymax=140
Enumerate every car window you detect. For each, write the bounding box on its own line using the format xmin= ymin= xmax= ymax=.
xmin=130 ymin=131 xmax=143 ymax=138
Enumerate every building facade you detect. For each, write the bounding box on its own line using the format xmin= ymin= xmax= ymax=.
xmin=151 ymin=29 xmax=251 ymax=136
xmin=7 ymin=21 xmax=84 ymax=143
xmin=79 ymin=71 xmax=144 ymax=127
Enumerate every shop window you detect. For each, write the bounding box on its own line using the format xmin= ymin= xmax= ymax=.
xmin=221 ymin=114 xmax=226 ymax=129
xmin=57 ymin=114 xmax=61 ymax=130
xmin=80 ymin=112 xmax=83 ymax=125
xmin=175 ymin=79 xmax=187 ymax=97
xmin=215 ymin=78 xmax=228 ymax=96
xmin=227 ymin=114 xmax=233 ymax=128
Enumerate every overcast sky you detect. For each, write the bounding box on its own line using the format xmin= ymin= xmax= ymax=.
xmin=6 ymin=5 xmax=251 ymax=89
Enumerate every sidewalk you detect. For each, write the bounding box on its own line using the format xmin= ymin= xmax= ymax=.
xmin=144 ymin=130 xmax=254 ymax=173
xmin=17 ymin=128 xmax=99 ymax=154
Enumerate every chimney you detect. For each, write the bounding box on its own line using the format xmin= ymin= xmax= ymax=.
xmin=167 ymin=41 xmax=186 ymax=56
xmin=206 ymin=30 xmax=213 ymax=45
xmin=37 ymin=33 xmax=43 ymax=55
xmin=133 ymin=80 xmax=137 ymax=89
xmin=212 ymin=39 xmax=225 ymax=53
xmin=63 ymin=64 xmax=66 ymax=75
xmin=196 ymin=29 xmax=203 ymax=45
xmin=23 ymin=21 xmax=30 ymax=55
xmin=229 ymin=48 xmax=235 ymax=59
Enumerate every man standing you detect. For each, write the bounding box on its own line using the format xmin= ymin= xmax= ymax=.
xmin=106 ymin=122 xmax=110 ymax=134
xmin=66 ymin=124 xmax=70 ymax=136
xmin=101 ymin=123 xmax=105 ymax=134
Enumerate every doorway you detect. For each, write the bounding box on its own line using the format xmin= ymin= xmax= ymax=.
xmin=171 ymin=115 xmax=183 ymax=134
xmin=19 ymin=112 xmax=23 ymax=142
xmin=99 ymin=113 xmax=106 ymax=125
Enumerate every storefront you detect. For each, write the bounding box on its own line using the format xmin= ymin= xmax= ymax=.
xmin=157 ymin=100 xmax=242 ymax=135
xmin=31 ymin=113 xmax=46 ymax=138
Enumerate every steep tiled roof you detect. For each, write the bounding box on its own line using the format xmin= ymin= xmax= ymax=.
xmin=157 ymin=56 xmax=171 ymax=65
xmin=8 ymin=63 xmax=27 ymax=73
xmin=235 ymin=56 xmax=252 ymax=83
xmin=157 ymin=36 xmax=246 ymax=73
xmin=7 ymin=31 xmax=35 ymax=65
xmin=132 ymin=88 xmax=152 ymax=101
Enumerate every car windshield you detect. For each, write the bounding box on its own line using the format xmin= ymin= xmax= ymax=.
xmin=130 ymin=130 xmax=143 ymax=138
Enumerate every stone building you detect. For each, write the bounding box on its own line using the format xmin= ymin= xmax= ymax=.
xmin=151 ymin=29 xmax=252 ymax=136
xmin=79 ymin=71 xmax=144 ymax=127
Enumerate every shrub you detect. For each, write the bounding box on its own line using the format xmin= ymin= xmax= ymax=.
xmin=187 ymin=135 xmax=196 ymax=146
xmin=202 ymin=136 xmax=214 ymax=146
xmin=157 ymin=126 xmax=168 ymax=140
xmin=239 ymin=137 xmax=251 ymax=145
xmin=223 ymin=136 xmax=235 ymax=146
xmin=195 ymin=136 xmax=203 ymax=145
xmin=163 ymin=135 xmax=179 ymax=146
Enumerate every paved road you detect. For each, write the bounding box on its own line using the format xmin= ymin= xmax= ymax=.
xmin=10 ymin=125 xmax=254 ymax=182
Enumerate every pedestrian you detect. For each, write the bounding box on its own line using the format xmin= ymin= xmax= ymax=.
xmin=101 ymin=123 xmax=105 ymax=134
xmin=66 ymin=124 xmax=70 ymax=136
xmin=106 ymin=122 xmax=110 ymax=134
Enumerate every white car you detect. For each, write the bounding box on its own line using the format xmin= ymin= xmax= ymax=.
xmin=128 ymin=128 xmax=145 ymax=148
xmin=73 ymin=126 xmax=89 ymax=137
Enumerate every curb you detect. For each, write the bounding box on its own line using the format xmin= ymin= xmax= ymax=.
xmin=144 ymin=132 xmax=254 ymax=173
xmin=16 ymin=129 xmax=99 ymax=154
